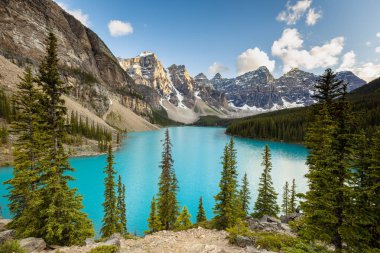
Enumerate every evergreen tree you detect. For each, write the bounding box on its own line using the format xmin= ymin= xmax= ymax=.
xmin=213 ymin=137 xmax=242 ymax=229
xmin=282 ymin=181 xmax=289 ymax=216
xmin=36 ymin=33 xmax=93 ymax=245
xmin=301 ymin=69 xmax=354 ymax=252
xmin=0 ymin=88 xmax=11 ymax=122
xmin=0 ymin=124 xmax=8 ymax=144
xmin=146 ymin=197 xmax=161 ymax=234
xmin=101 ymin=144 xmax=119 ymax=238
xmin=5 ymin=68 xmax=45 ymax=236
xmin=288 ymin=179 xmax=297 ymax=214
xmin=196 ymin=197 xmax=207 ymax=223
xmin=253 ymin=145 xmax=279 ymax=218
xmin=157 ymin=129 xmax=179 ymax=230
xmin=239 ymin=172 xmax=251 ymax=217
xmin=117 ymin=175 xmax=127 ymax=235
xmin=175 ymin=206 xmax=192 ymax=230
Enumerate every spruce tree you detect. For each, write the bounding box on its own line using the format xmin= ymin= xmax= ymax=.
xmin=5 ymin=68 xmax=45 ymax=236
xmin=253 ymin=145 xmax=279 ymax=218
xmin=288 ymin=179 xmax=297 ymax=214
xmin=117 ymin=175 xmax=127 ymax=235
xmin=146 ymin=197 xmax=161 ymax=234
xmin=301 ymin=69 xmax=354 ymax=252
xmin=213 ymin=137 xmax=242 ymax=229
xmin=101 ymin=144 xmax=119 ymax=238
xmin=157 ymin=129 xmax=179 ymax=230
xmin=239 ymin=172 xmax=251 ymax=217
xmin=174 ymin=206 xmax=192 ymax=230
xmin=281 ymin=181 xmax=289 ymax=216
xmin=196 ymin=197 xmax=207 ymax=223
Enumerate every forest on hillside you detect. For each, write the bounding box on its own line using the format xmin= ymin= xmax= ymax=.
xmin=226 ymin=78 xmax=380 ymax=142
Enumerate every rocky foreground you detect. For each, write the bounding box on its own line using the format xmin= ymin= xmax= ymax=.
xmin=1 ymin=215 xmax=300 ymax=253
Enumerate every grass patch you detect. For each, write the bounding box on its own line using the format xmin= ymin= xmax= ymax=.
xmin=0 ymin=240 xmax=25 ymax=253
xmin=87 ymin=245 xmax=119 ymax=253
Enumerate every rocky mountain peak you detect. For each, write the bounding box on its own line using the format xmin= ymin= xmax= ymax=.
xmin=168 ymin=64 xmax=194 ymax=95
xmin=336 ymin=71 xmax=366 ymax=91
xmin=212 ymin=73 xmax=223 ymax=80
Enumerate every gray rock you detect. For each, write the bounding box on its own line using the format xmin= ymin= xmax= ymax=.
xmin=280 ymin=213 xmax=302 ymax=223
xmin=104 ymin=233 xmax=123 ymax=246
xmin=235 ymin=235 xmax=255 ymax=248
xmin=19 ymin=237 xmax=46 ymax=252
xmin=0 ymin=229 xmax=15 ymax=243
xmin=85 ymin=237 xmax=95 ymax=246
xmin=259 ymin=215 xmax=281 ymax=223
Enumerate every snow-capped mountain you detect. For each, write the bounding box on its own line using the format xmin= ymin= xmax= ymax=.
xmin=119 ymin=52 xmax=366 ymax=123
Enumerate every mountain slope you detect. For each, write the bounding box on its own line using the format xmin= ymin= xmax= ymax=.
xmin=0 ymin=0 xmax=158 ymax=130
xmin=225 ymin=78 xmax=380 ymax=142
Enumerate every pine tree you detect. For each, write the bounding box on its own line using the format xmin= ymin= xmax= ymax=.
xmin=239 ymin=172 xmax=251 ymax=217
xmin=175 ymin=206 xmax=192 ymax=230
xmin=0 ymin=124 xmax=8 ymax=144
xmin=157 ymin=129 xmax=179 ymax=230
xmin=146 ymin=197 xmax=161 ymax=234
xmin=288 ymin=179 xmax=297 ymax=214
xmin=282 ymin=181 xmax=289 ymax=216
xmin=253 ymin=145 xmax=279 ymax=218
xmin=301 ymin=69 xmax=354 ymax=252
xmin=213 ymin=137 xmax=242 ymax=229
xmin=5 ymin=68 xmax=45 ymax=236
xmin=196 ymin=197 xmax=207 ymax=223
xmin=101 ymin=144 xmax=119 ymax=238
xmin=36 ymin=33 xmax=94 ymax=245
xmin=117 ymin=175 xmax=127 ymax=235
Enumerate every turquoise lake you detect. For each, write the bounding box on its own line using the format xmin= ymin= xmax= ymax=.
xmin=0 ymin=126 xmax=308 ymax=235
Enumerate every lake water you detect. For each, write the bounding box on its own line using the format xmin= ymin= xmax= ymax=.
xmin=0 ymin=126 xmax=308 ymax=235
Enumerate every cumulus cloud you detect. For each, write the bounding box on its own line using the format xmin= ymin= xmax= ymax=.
xmin=337 ymin=51 xmax=380 ymax=82
xmin=272 ymin=28 xmax=344 ymax=73
xmin=236 ymin=47 xmax=275 ymax=75
xmin=306 ymin=8 xmax=322 ymax=26
xmin=208 ymin=62 xmax=229 ymax=76
xmin=376 ymin=47 xmax=380 ymax=53
xmin=337 ymin=51 xmax=356 ymax=71
xmin=56 ymin=2 xmax=90 ymax=27
xmin=277 ymin=0 xmax=312 ymax=25
xmin=108 ymin=20 xmax=134 ymax=37
xmin=377 ymin=32 xmax=380 ymax=37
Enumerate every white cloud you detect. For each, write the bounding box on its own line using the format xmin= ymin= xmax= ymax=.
xmin=272 ymin=28 xmax=344 ymax=73
xmin=277 ymin=0 xmax=312 ymax=25
xmin=377 ymin=32 xmax=380 ymax=37
xmin=337 ymin=51 xmax=356 ymax=71
xmin=366 ymin=41 xmax=372 ymax=46
xmin=56 ymin=2 xmax=90 ymax=27
xmin=337 ymin=51 xmax=380 ymax=82
xmin=208 ymin=62 xmax=229 ymax=76
xmin=108 ymin=20 xmax=134 ymax=37
xmin=376 ymin=47 xmax=380 ymax=53
xmin=236 ymin=47 xmax=275 ymax=75
xmin=306 ymin=8 xmax=322 ymax=26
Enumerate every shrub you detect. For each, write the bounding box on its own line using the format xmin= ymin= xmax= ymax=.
xmin=87 ymin=245 xmax=119 ymax=253
xmin=0 ymin=240 xmax=25 ymax=253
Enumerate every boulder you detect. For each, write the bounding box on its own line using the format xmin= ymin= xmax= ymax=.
xmin=280 ymin=213 xmax=303 ymax=223
xmin=246 ymin=217 xmax=292 ymax=234
xmin=259 ymin=215 xmax=281 ymax=223
xmin=0 ymin=229 xmax=15 ymax=243
xmin=19 ymin=237 xmax=46 ymax=252
xmin=234 ymin=235 xmax=255 ymax=248
xmin=85 ymin=237 xmax=96 ymax=246
xmin=104 ymin=233 xmax=123 ymax=246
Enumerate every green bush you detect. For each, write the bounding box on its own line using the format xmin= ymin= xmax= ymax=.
xmin=227 ymin=221 xmax=332 ymax=253
xmin=87 ymin=245 xmax=119 ymax=253
xmin=0 ymin=240 xmax=25 ymax=253
xmin=288 ymin=216 xmax=306 ymax=233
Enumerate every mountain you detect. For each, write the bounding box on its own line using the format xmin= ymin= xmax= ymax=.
xmin=211 ymin=67 xmax=366 ymax=111
xmin=0 ymin=0 xmax=158 ymax=131
xmin=224 ymin=77 xmax=380 ymax=143
xmin=118 ymin=53 xmax=228 ymax=123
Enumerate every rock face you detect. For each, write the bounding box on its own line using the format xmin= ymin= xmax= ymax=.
xmin=19 ymin=237 xmax=46 ymax=252
xmin=0 ymin=229 xmax=15 ymax=244
xmin=0 ymin=0 xmax=154 ymax=119
xmin=211 ymin=67 xmax=366 ymax=110
xmin=119 ymin=52 xmax=173 ymax=96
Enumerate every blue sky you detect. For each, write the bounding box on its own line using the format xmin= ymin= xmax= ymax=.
xmin=55 ymin=0 xmax=380 ymax=81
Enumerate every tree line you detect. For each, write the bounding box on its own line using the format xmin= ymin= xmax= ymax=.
xmin=226 ymin=76 xmax=380 ymax=143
